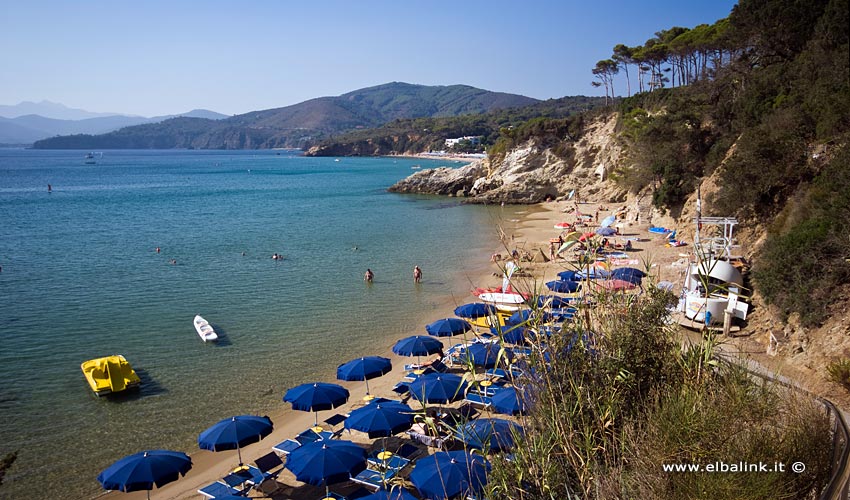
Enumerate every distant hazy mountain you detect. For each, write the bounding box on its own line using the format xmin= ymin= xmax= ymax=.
xmin=0 ymin=108 xmax=227 ymax=145
xmin=0 ymin=100 xmax=123 ymax=120
xmin=33 ymin=82 xmax=539 ymax=149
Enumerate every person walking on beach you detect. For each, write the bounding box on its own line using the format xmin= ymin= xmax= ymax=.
xmin=413 ymin=265 xmax=422 ymax=283
xmin=364 ymin=268 xmax=374 ymax=283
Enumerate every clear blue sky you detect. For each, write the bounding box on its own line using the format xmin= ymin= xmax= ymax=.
xmin=0 ymin=0 xmax=738 ymax=117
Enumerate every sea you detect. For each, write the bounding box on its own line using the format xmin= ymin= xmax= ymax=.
xmin=0 ymin=149 xmax=522 ymax=499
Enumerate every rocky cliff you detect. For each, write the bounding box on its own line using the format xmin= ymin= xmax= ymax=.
xmin=388 ymin=114 xmax=629 ymax=204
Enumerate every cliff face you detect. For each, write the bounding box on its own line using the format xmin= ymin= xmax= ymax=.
xmin=389 ymin=113 xmax=629 ymax=204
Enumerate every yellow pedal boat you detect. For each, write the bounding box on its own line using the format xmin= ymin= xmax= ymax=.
xmin=81 ymin=355 xmax=141 ymax=396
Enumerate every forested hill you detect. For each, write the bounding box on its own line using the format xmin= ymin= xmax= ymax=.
xmin=31 ymin=83 xmax=539 ymax=150
xmin=304 ymin=95 xmax=608 ymax=156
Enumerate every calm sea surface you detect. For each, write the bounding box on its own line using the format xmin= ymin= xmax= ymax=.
xmin=0 ymin=150 xmax=519 ymax=499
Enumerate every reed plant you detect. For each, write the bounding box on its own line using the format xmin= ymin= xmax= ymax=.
xmin=483 ymin=249 xmax=831 ymax=499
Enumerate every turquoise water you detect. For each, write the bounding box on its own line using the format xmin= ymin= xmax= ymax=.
xmin=0 ymin=150 xmax=515 ymax=499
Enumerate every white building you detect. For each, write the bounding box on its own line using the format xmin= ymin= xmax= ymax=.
xmin=445 ymin=136 xmax=482 ymax=147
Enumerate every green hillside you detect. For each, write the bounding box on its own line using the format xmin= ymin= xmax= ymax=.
xmin=305 ymin=95 xmax=607 ymax=156
xmin=32 ymin=82 xmax=539 ymax=150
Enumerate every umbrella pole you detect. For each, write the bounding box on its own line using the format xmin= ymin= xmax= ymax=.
xmin=237 ymin=444 xmax=243 ymax=465
xmin=365 ymin=378 xmax=371 ymax=396
xmin=314 ymin=411 xmax=319 ymax=427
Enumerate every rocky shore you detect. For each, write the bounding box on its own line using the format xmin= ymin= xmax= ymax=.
xmin=388 ymin=114 xmax=629 ymax=205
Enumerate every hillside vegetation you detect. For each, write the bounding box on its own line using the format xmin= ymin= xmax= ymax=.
xmin=304 ymin=96 xmax=606 ymax=156
xmin=32 ymin=83 xmax=538 ymax=150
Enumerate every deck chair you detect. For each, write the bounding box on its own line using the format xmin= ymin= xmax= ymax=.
xmin=244 ymin=451 xmax=284 ymax=485
xmin=463 ymin=392 xmax=492 ymax=409
xmin=272 ymin=427 xmax=332 ymax=455
xmin=351 ymin=466 xmax=398 ymax=491
xmin=197 ymin=480 xmax=241 ymax=499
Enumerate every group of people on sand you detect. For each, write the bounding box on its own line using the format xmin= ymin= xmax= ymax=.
xmin=364 ymin=265 xmax=422 ymax=283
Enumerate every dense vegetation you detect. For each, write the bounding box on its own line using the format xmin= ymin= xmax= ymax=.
xmin=33 ymin=83 xmax=539 ymax=150
xmin=602 ymin=0 xmax=849 ymax=325
xmin=305 ymin=96 xmax=606 ymax=156
xmin=484 ymin=274 xmax=830 ymax=499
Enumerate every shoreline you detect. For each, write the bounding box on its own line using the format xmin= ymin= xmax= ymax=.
xmin=109 ymin=199 xmax=673 ymax=500
xmin=105 ymin=212 xmax=519 ymax=500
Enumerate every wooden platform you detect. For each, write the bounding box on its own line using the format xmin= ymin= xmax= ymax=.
xmin=675 ymin=312 xmax=741 ymax=333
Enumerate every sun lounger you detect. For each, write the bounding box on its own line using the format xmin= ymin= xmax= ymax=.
xmin=351 ymin=466 xmax=398 ymax=491
xmin=198 ymin=480 xmax=242 ymax=499
xmin=245 ymin=451 xmax=284 ymax=485
xmin=463 ymin=392 xmax=492 ymax=409
xmin=272 ymin=427 xmax=332 ymax=455
xmin=367 ymin=451 xmax=411 ymax=472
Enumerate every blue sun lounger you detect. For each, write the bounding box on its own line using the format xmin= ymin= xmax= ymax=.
xmin=351 ymin=466 xmax=399 ymax=491
xmin=197 ymin=477 xmax=245 ymax=499
xmin=272 ymin=427 xmax=333 ymax=455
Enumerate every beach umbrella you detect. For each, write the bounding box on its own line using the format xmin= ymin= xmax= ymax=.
xmin=461 ymin=342 xmax=514 ymax=369
xmin=537 ymin=294 xmax=574 ymax=308
xmin=491 ymin=387 xmax=527 ymax=415
xmin=284 ymin=382 xmax=350 ymax=426
xmin=337 ymin=356 xmax=392 ymax=396
xmin=359 ymin=488 xmax=419 ymax=500
xmin=454 ymin=302 xmax=496 ymax=319
xmin=97 ymin=449 xmax=192 ymax=500
xmin=408 ymin=373 xmax=468 ymax=405
xmin=344 ymin=400 xmax=414 ymax=438
xmin=578 ymin=232 xmax=596 ymax=242
xmin=546 ymin=280 xmax=580 ymax=293
xmin=392 ymin=335 xmax=444 ymax=365
xmin=594 ymin=279 xmax=638 ymax=291
xmin=595 ymin=226 xmax=617 ymax=236
xmin=286 ymin=440 xmax=367 ymax=497
xmin=554 ymin=222 xmax=572 ymax=230
xmin=505 ymin=309 xmax=553 ymax=327
xmin=611 ymin=267 xmax=646 ymax=284
xmin=455 ymin=418 xmax=523 ymax=452
xmin=425 ymin=318 xmax=472 ymax=337
xmin=600 ymin=214 xmax=617 ymax=228
xmin=198 ymin=415 xmax=273 ymax=465
xmin=490 ymin=326 xmax=534 ymax=345
xmin=410 ymin=450 xmax=490 ymax=500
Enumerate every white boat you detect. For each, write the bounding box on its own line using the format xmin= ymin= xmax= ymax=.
xmin=478 ymin=292 xmax=527 ymax=312
xmin=193 ymin=314 xmax=218 ymax=342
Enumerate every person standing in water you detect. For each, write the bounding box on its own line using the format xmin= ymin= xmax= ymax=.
xmin=413 ymin=265 xmax=422 ymax=283
xmin=48 ymin=184 xmax=52 ymax=193
xmin=364 ymin=269 xmax=374 ymax=282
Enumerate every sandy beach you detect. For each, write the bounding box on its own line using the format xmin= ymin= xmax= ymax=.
xmin=107 ymin=198 xmax=681 ymax=500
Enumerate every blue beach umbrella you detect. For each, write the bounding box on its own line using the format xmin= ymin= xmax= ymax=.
xmin=359 ymin=488 xmax=420 ymax=500
xmin=600 ymin=214 xmax=617 ymax=228
xmin=491 ymin=387 xmax=527 ymax=416
xmin=410 ymin=450 xmax=490 ymax=500
xmin=490 ymin=326 xmax=533 ymax=345
xmin=461 ymin=342 xmax=514 ymax=368
xmin=337 ymin=356 xmax=393 ymax=396
xmin=596 ymin=226 xmax=617 ymax=236
xmin=425 ymin=318 xmax=472 ymax=337
xmin=557 ymin=270 xmax=579 ymax=281
xmin=344 ymin=400 xmax=414 ymax=438
xmin=392 ymin=335 xmax=444 ymax=365
xmin=286 ymin=440 xmax=367 ymax=496
xmin=407 ymin=372 xmax=468 ymax=405
xmin=198 ymin=415 xmax=273 ymax=465
xmin=546 ymin=280 xmax=580 ymax=294
xmin=455 ymin=418 xmax=523 ymax=452
xmin=454 ymin=302 xmax=496 ymax=319
xmin=611 ymin=267 xmax=646 ymax=284
xmin=536 ymin=294 xmax=574 ymax=308
xmin=97 ymin=449 xmax=192 ymax=499
xmin=284 ymin=382 xmax=350 ymax=425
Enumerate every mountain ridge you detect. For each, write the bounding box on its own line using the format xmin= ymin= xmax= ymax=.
xmin=32 ymin=82 xmax=539 ymax=149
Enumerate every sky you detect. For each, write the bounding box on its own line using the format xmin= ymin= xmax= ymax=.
xmin=0 ymin=0 xmax=739 ymax=117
